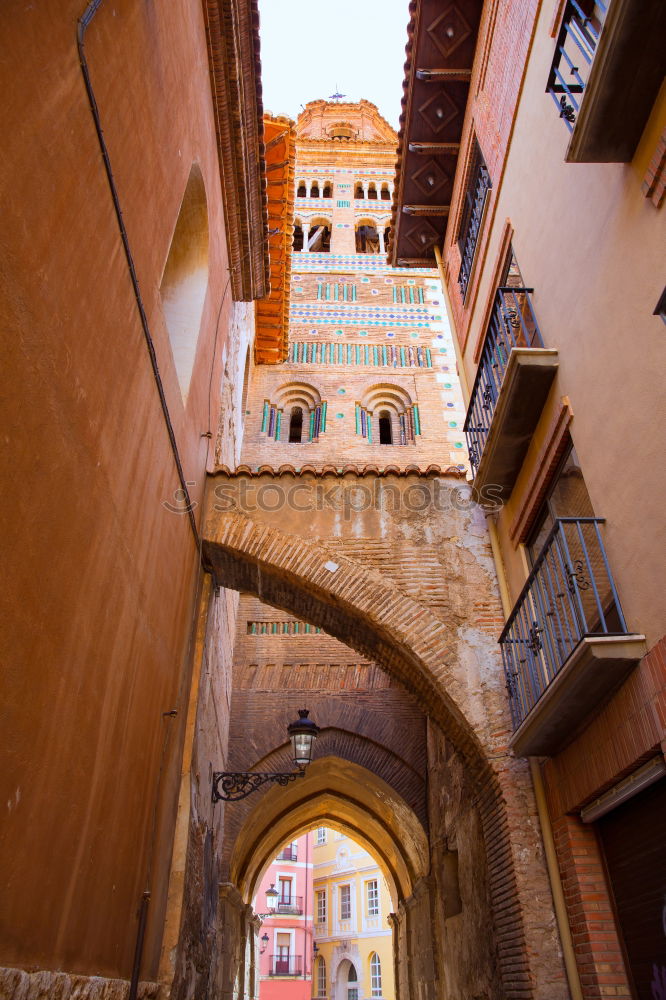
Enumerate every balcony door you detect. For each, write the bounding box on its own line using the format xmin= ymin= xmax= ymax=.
xmin=278 ymin=876 xmax=292 ymax=905
xmin=276 ymin=933 xmax=291 ymax=975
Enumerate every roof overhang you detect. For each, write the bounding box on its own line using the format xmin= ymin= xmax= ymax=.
xmin=390 ymin=0 xmax=483 ymax=267
xmin=203 ymin=0 xmax=270 ymax=300
xmin=255 ymin=115 xmax=296 ymax=364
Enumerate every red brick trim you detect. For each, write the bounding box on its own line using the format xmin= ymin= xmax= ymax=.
xmin=473 ymin=219 xmax=514 ymax=364
xmin=508 ymin=397 xmax=574 ymax=544
xmin=550 ymin=815 xmax=632 ymax=1000
xmin=641 ymin=127 xmax=666 ymax=209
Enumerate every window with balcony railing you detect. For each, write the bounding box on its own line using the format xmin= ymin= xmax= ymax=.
xmin=464 ymin=285 xmax=543 ymax=475
xmin=547 ymin=0 xmax=608 ymax=131
xmin=457 ymin=141 xmax=491 ymax=299
xmin=501 ymin=446 xmax=630 ymax=737
xmin=276 ymin=894 xmax=303 ymax=914
xmin=276 ymin=844 xmax=298 ymax=861
xmin=501 ymin=515 xmax=628 ymax=730
xmin=269 ymin=954 xmax=302 ymax=976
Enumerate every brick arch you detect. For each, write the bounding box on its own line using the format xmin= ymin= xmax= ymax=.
xmin=228 ymin=758 xmax=430 ymax=907
xmin=202 ymin=506 xmax=557 ymax=998
xmin=226 ymin=693 xmax=428 ymax=828
xmin=203 ymin=509 xmax=480 ymax=757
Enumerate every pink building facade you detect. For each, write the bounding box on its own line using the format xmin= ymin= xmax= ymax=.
xmin=255 ymin=831 xmax=314 ymax=1000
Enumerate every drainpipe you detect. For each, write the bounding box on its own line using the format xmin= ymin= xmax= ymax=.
xmin=433 ymin=240 xmax=584 ymax=1000
xmin=77 ymin=0 xmax=198 ymax=543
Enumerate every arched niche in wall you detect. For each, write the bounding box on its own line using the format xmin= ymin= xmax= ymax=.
xmin=159 ymin=164 xmax=209 ymax=402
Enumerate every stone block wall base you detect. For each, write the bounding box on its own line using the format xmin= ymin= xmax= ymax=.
xmin=0 ymin=968 xmax=163 ymax=1000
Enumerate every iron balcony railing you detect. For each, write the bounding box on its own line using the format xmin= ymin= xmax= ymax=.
xmin=547 ymin=0 xmax=608 ymax=132
xmin=269 ymin=955 xmax=302 ymax=977
xmin=500 ymin=518 xmax=628 ymax=730
xmin=458 ymin=159 xmax=491 ymax=299
xmin=276 ymin=895 xmax=303 ymax=914
xmin=463 ymin=286 xmax=543 ymax=475
xmin=276 ymin=846 xmax=298 ymax=861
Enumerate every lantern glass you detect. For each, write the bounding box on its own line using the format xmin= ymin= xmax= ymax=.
xmin=287 ymin=709 xmax=320 ymax=768
xmin=266 ymin=884 xmax=278 ymax=911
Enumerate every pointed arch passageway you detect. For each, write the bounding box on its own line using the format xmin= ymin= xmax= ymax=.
xmin=165 ymin=467 xmax=569 ymax=1000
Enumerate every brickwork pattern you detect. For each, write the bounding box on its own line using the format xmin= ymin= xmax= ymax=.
xmin=203 ymin=482 xmax=568 ymax=998
xmin=551 ymin=817 xmax=632 ymax=1000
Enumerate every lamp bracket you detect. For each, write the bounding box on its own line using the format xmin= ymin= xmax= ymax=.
xmin=212 ymin=768 xmax=306 ymax=802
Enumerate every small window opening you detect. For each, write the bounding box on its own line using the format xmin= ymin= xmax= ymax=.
xmin=297 ymin=183 xmax=306 ymax=198
xmin=323 ymin=183 xmax=332 ymax=198
xmin=378 ymin=410 xmax=392 ymax=444
xmin=293 ymin=224 xmax=303 ymax=252
xmin=355 ymin=184 xmax=364 ymax=199
xmin=368 ymin=184 xmax=377 ymax=200
xmin=311 ymin=183 xmax=320 ymax=198
xmin=289 ymin=406 xmax=304 ymax=443
xmin=380 ymin=184 xmax=390 ymax=201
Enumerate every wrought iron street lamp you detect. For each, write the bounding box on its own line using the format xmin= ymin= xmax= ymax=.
xmin=259 ymin=933 xmax=269 ymax=955
xmin=212 ymin=709 xmax=320 ymax=802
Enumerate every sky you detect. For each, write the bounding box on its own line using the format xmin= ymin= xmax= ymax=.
xmin=257 ymin=0 xmax=411 ymax=129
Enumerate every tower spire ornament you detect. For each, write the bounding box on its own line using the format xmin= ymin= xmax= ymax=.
xmin=328 ymin=85 xmax=346 ymax=101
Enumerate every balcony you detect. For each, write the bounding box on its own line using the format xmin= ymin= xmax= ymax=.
xmin=269 ymin=955 xmax=302 ymax=977
xmin=276 ymin=895 xmax=303 ymax=915
xmin=500 ymin=518 xmax=646 ymax=756
xmin=547 ymin=0 xmax=666 ymax=162
xmin=464 ymin=287 xmax=558 ymax=499
xmin=276 ymin=846 xmax=298 ymax=861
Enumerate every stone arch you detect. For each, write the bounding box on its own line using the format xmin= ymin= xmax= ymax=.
xmin=333 ymin=956 xmax=362 ymax=1000
xmin=229 ymin=759 xmax=429 ymax=908
xmin=159 ymin=163 xmax=209 ymax=402
xmin=201 ymin=503 xmax=565 ymax=998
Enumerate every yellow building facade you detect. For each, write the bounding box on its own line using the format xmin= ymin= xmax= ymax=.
xmin=311 ymin=828 xmax=394 ymax=1000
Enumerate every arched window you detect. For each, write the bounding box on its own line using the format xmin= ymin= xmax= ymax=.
xmin=323 ymin=182 xmax=332 ymax=198
xmin=311 ymin=182 xmax=320 ymax=197
xmin=289 ymin=406 xmax=303 ymax=443
xmin=378 ymin=410 xmax=392 ymax=444
xmin=356 ymin=223 xmax=378 ymax=254
xmin=355 ymin=183 xmax=364 ymax=199
xmin=347 ymin=963 xmax=358 ymax=1000
xmin=317 ymin=956 xmax=327 ymax=997
xmin=297 ymin=181 xmax=306 ymax=197
xmin=380 ymin=183 xmax=390 ymax=201
xmin=370 ymin=954 xmax=382 ymax=997
xmin=159 ymin=164 xmax=209 ymax=402
xmin=368 ymin=183 xmax=377 ymax=200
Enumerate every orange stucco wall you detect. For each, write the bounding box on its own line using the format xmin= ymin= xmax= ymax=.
xmin=0 ymin=0 xmax=245 ymax=979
